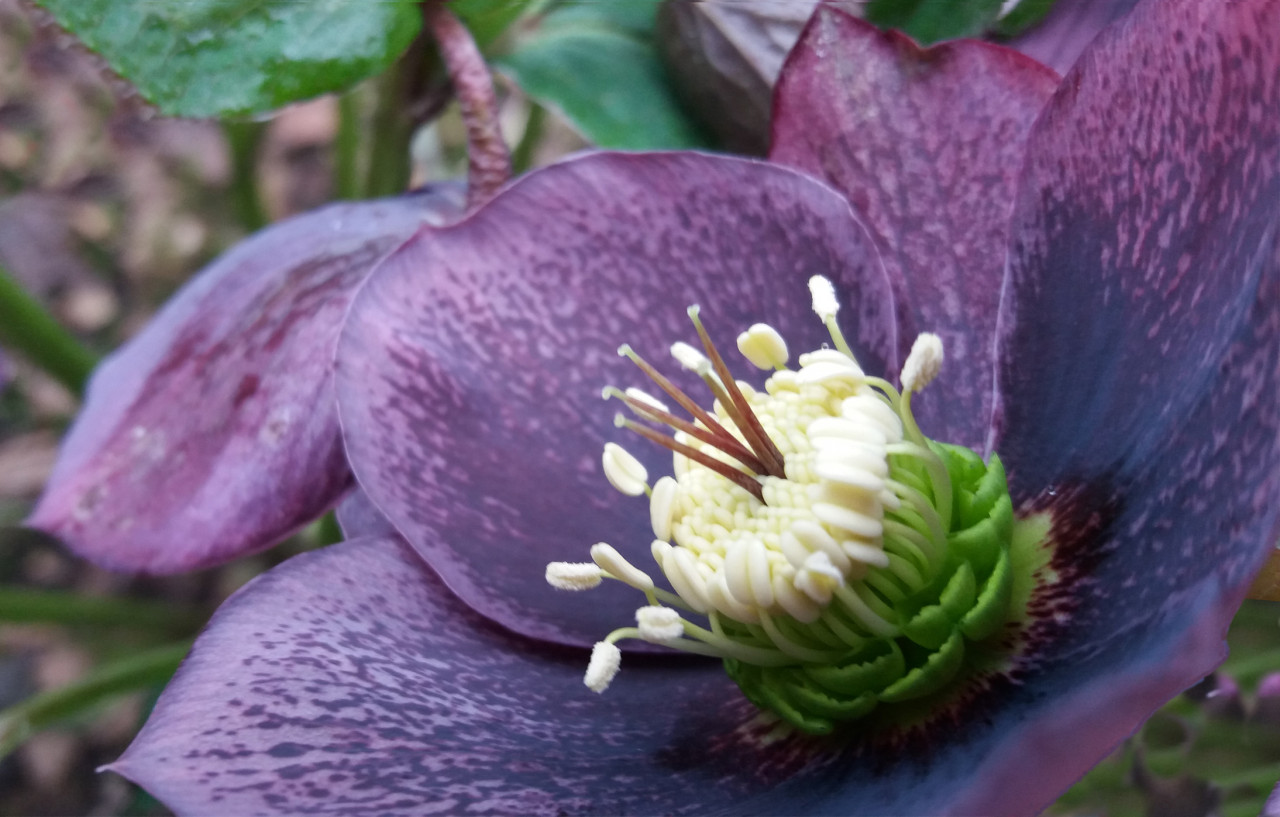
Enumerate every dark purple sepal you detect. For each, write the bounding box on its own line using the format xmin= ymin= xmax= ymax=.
xmin=110 ymin=532 xmax=1278 ymax=815
xmin=992 ymin=0 xmax=1280 ymax=497
xmin=919 ymin=234 xmax=1280 ymax=814
xmin=336 ymin=151 xmax=895 ymax=648
xmin=107 ymin=537 xmax=855 ymax=816
xmin=770 ymin=7 xmax=1059 ymax=450
xmin=28 ymin=189 xmax=464 ymax=573
xmin=1006 ymin=0 xmax=1141 ymax=74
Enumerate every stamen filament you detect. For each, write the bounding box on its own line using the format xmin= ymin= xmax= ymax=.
xmin=605 ymin=386 xmax=767 ymax=475
xmin=886 ymin=440 xmax=953 ymax=533
xmin=758 ymin=612 xmax=849 ymax=662
xmin=887 ymin=479 xmax=948 ymax=559
xmin=833 ymin=584 xmax=898 ymax=637
xmin=616 ymin=416 xmax=765 ymax=502
xmin=687 ymin=307 xmax=787 ymax=478
xmin=618 ymin=345 xmax=760 ymax=469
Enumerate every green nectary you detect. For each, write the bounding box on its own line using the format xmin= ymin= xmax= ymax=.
xmin=724 ymin=444 xmax=1014 ymax=734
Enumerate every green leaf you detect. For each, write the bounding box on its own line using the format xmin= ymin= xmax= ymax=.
xmin=866 ymin=0 xmax=1005 ymax=45
xmin=32 ymin=0 xmax=422 ymax=118
xmin=0 ymin=642 xmax=189 ymax=760
xmin=494 ymin=1 xmax=711 ymax=149
xmin=992 ymin=0 xmax=1059 ymax=38
xmin=452 ymin=0 xmax=538 ymax=47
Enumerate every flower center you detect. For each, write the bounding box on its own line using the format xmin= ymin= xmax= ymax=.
xmin=547 ymin=276 xmax=1016 ymax=735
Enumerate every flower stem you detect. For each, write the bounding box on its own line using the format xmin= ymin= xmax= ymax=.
xmin=334 ymin=91 xmax=363 ymax=200
xmin=0 ymin=585 xmax=205 ymax=634
xmin=423 ymin=0 xmax=512 ymax=210
xmin=364 ymin=61 xmax=415 ymax=198
xmin=0 ymin=263 xmax=98 ymax=396
xmin=511 ymin=102 xmax=545 ymax=174
xmin=0 ymin=641 xmax=190 ymax=759
xmin=222 ymin=120 xmax=269 ymax=232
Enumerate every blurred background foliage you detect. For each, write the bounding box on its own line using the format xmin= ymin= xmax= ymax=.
xmin=0 ymin=0 xmax=1273 ymax=813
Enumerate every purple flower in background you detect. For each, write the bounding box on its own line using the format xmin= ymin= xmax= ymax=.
xmin=35 ymin=0 xmax=1280 ymax=813
xmin=26 ymin=187 xmax=463 ymax=572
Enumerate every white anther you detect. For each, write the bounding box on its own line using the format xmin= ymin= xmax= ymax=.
xmin=813 ymin=459 xmax=886 ymax=493
xmin=772 ymin=568 xmax=822 ymax=622
xmin=789 ymin=519 xmax=852 ymax=573
xmin=602 ymin=442 xmax=648 ymax=496
xmin=624 ymin=387 xmax=669 ymax=413
xmin=807 ymin=416 xmax=887 ymax=446
xmin=779 ymin=529 xmax=812 ymax=570
xmin=842 ymin=539 xmax=891 ymax=568
xmin=635 ymin=606 xmax=684 ymax=641
xmin=723 ymin=539 xmax=773 ymax=608
xmin=796 ymin=360 xmax=866 ymax=388
xmin=650 ymin=476 xmax=679 ymax=541
xmin=584 ymin=642 xmax=622 ymax=693
xmin=901 ymin=332 xmax=945 ymax=394
xmin=795 ymin=551 xmax=845 ymax=604
xmin=736 ymin=323 xmax=790 ymax=370
xmin=671 ymin=341 xmax=712 ymax=376
xmin=808 ymin=275 xmax=840 ymax=322
xmin=797 ymin=348 xmax=860 ymax=370
xmin=661 ymin=546 xmax=712 ymax=613
xmin=811 ymin=502 xmax=884 ymax=539
xmin=706 ymin=572 xmax=760 ymax=623
xmin=842 ymin=395 xmax=904 ymax=441
xmin=545 ymin=561 xmax=603 ymax=590
xmin=590 ymin=543 xmax=655 ymax=592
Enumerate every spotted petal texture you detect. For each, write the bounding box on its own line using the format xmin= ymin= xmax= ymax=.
xmin=336 ymin=153 xmax=895 ymax=648
xmin=28 ymin=190 xmax=462 ymax=572
xmin=112 ymin=537 xmax=866 ymax=816
xmin=993 ymin=0 xmax=1280 ymax=501
xmin=1007 ymin=0 xmax=1141 ymax=74
xmin=770 ymin=8 xmax=1059 ymax=450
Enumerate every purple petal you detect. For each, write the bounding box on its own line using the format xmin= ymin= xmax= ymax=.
xmin=1007 ymin=0 xmax=1141 ymax=74
xmin=992 ymin=0 xmax=1280 ymax=497
xmin=336 ymin=152 xmax=893 ymax=647
xmin=769 ymin=8 xmax=1058 ymax=449
xmin=28 ymin=188 xmax=463 ymax=573
xmin=106 ymin=537 xmax=858 ymax=815
xmin=977 ymin=1 xmax=1280 ymax=808
xmin=110 ymin=530 xmax=1272 ymax=815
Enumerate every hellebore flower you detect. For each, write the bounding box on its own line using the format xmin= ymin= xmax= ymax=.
xmin=91 ymin=0 xmax=1280 ymax=813
xmin=26 ymin=188 xmax=463 ymax=572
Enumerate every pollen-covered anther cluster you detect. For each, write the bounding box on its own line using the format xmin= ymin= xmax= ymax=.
xmin=649 ymin=352 xmax=905 ymax=627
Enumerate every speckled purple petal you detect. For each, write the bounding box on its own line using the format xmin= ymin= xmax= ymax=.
xmin=28 ymin=188 xmax=463 ymax=573
xmin=976 ymin=1 xmax=1280 ymax=809
xmin=770 ymin=7 xmax=1058 ymax=450
xmin=109 ymin=522 xmax=1278 ymax=816
xmin=103 ymin=537 xmax=884 ymax=816
xmin=992 ymin=0 xmax=1280 ymax=496
xmin=1007 ymin=0 xmax=1140 ymax=74
xmin=336 ymin=152 xmax=894 ymax=648
xmin=966 ymin=257 xmax=1280 ymax=813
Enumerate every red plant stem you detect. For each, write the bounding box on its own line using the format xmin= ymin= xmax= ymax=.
xmin=423 ymin=2 xmax=512 ymax=210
